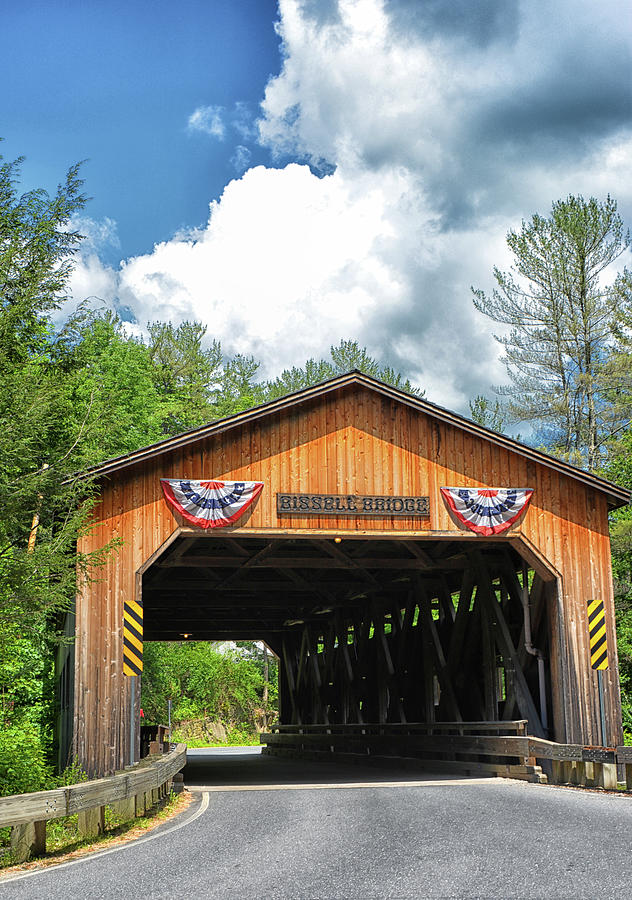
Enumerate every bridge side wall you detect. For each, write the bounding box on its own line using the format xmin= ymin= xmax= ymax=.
xmin=74 ymin=386 xmax=622 ymax=776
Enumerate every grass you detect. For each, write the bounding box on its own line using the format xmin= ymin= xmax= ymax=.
xmin=0 ymin=790 xmax=192 ymax=872
xmin=171 ymin=726 xmax=262 ymax=748
xmin=175 ymin=734 xmax=261 ymax=749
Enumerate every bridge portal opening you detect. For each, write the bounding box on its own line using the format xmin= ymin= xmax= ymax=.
xmin=141 ymin=534 xmax=555 ymax=741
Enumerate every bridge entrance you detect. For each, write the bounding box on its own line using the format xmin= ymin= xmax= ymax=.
xmin=142 ymin=532 xmax=554 ymax=739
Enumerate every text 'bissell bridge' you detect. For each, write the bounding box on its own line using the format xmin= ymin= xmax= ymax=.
xmin=62 ymin=371 xmax=628 ymax=779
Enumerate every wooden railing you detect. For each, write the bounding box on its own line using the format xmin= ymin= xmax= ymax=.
xmin=0 ymin=743 xmax=187 ymax=864
xmin=261 ymin=723 xmax=632 ymax=790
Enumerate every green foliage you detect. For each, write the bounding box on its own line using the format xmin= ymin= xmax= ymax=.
xmin=212 ymin=354 xmax=261 ymax=420
xmin=0 ymin=151 xmax=106 ymax=639
xmin=260 ymin=339 xmax=424 ymax=402
xmin=0 ymin=151 xmax=112 ymax=796
xmin=57 ymin=310 xmax=166 ymax=462
xmin=469 ymin=395 xmax=505 ymax=433
xmin=0 ymin=151 xmax=85 ymax=363
xmin=141 ymin=641 xmax=278 ymax=741
xmin=615 ymin=600 xmax=632 ymax=742
xmin=0 ymin=724 xmax=54 ymax=796
xmin=601 ymin=432 xmax=632 ymax=740
xmin=147 ymin=320 xmax=223 ymax=434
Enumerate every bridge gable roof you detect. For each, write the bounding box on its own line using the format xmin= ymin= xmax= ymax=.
xmin=82 ymin=370 xmax=630 ymax=508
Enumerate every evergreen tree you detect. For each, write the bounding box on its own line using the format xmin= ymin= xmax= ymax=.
xmin=0 ymin=151 xmax=114 ymax=792
xmin=262 ymin=339 xmax=424 ymax=401
xmin=472 ymin=195 xmax=630 ymax=470
xmin=147 ymin=320 xmax=223 ymax=433
xmin=469 ymin=395 xmax=505 ymax=433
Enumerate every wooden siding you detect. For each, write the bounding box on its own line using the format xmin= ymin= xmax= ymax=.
xmin=75 ymin=385 xmax=623 ymax=775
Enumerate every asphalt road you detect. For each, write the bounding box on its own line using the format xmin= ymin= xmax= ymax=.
xmin=2 ymin=748 xmax=632 ymax=899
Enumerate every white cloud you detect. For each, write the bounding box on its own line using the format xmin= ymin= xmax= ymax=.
xmin=230 ymin=145 xmax=252 ymax=173
xmin=187 ymin=105 xmax=225 ymax=139
xmin=72 ymin=215 xmax=121 ymax=253
xmin=114 ymin=163 xmax=426 ymax=366
xmin=232 ymin=102 xmax=257 ymax=141
xmin=70 ymin=0 xmax=632 ymax=414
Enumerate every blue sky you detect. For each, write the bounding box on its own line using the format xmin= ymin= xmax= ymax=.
xmin=3 ymin=0 xmax=280 ymax=260
xmin=2 ymin=1 xmax=631 ymax=410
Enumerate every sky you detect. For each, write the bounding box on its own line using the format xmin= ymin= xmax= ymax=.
xmin=3 ymin=0 xmax=631 ymax=413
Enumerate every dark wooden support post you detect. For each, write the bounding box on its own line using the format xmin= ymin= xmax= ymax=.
xmin=416 ymin=577 xmax=463 ymax=722
xmin=370 ymin=604 xmax=389 ymax=724
xmin=480 ymin=588 xmax=499 ymax=721
xmin=281 ymin=635 xmax=301 ymax=725
xmin=336 ymin=610 xmax=363 ymax=723
xmin=418 ymin=594 xmax=436 ymax=724
xmin=437 ymin=576 xmax=457 ymax=626
xmin=447 ymin=570 xmax=474 ymax=674
xmin=472 ymin=552 xmax=545 ymax=738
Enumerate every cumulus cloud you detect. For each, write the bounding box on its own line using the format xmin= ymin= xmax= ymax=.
xmin=260 ymin=0 xmax=632 ymax=227
xmin=187 ymin=105 xmax=225 ymax=139
xmin=71 ymin=0 xmax=632 ymax=413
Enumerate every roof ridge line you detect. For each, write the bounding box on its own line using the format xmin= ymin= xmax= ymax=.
xmin=77 ymin=370 xmax=631 ymax=508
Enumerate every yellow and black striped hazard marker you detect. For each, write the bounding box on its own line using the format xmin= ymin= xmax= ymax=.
xmin=587 ymin=598 xmax=609 ymax=670
xmin=123 ymin=598 xmax=143 ymax=676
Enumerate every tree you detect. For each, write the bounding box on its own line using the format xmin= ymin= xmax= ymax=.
xmin=212 ymin=353 xmax=260 ymax=420
xmin=0 ymin=152 xmax=85 ymax=362
xmin=0 ymin=150 xmax=114 ymax=792
xmin=472 ymin=195 xmax=630 ymax=470
xmin=56 ymin=309 xmax=166 ymax=462
xmin=147 ymin=321 xmax=223 ymax=434
xmin=469 ymin=395 xmax=505 ymax=433
xmin=0 ymin=150 xmax=97 ymax=636
xmin=141 ymin=640 xmax=277 ymax=739
xmin=261 ymin=339 xmax=424 ymax=402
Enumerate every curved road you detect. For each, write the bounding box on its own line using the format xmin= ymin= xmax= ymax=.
xmin=2 ymin=748 xmax=631 ymax=899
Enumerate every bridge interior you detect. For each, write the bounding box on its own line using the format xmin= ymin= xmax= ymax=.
xmin=142 ymin=535 xmax=551 ymax=738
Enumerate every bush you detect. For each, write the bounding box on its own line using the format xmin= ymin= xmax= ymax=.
xmin=0 ymin=724 xmax=54 ymax=796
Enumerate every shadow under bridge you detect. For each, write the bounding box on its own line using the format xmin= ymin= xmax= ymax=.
xmin=142 ymin=533 xmax=553 ymax=770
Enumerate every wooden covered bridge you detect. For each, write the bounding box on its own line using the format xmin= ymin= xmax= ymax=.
xmin=68 ymin=371 xmax=628 ymax=777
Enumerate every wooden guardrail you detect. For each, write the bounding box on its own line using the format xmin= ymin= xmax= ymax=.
xmin=261 ymin=724 xmax=632 ymax=790
xmin=269 ymin=721 xmax=529 ymax=734
xmin=0 ymin=743 xmax=187 ymax=864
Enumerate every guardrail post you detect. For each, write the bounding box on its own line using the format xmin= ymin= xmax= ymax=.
xmin=615 ymin=748 xmax=632 ymax=791
xmin=172 ymin=772 xmax=184 ymax=793
xmin=78 ymin=805 xmax=105 ymax=839
xmin=111 ymin=797 xmax=136 ymax=820
xmin=10 ymin=820 xmax=46 ymax=863
xmin=596 ymin=763 xmax=617 ymax=790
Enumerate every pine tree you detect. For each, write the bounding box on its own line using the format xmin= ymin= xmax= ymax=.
xmin=472 ymin=195 xmax=630 ymax=470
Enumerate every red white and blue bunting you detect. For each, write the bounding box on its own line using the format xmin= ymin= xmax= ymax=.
xmin=440 ymin=487 xmax=534 ymax=536
xmin=160 ymin=479 xmax=264 ymax=529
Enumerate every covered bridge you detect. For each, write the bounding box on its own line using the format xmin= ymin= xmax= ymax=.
xmin=69 ymin=371 xmax=629 ymax=776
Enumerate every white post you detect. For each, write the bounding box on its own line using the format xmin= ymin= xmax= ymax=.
xmin=130 ymin=676 xmax=136 ymax=765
